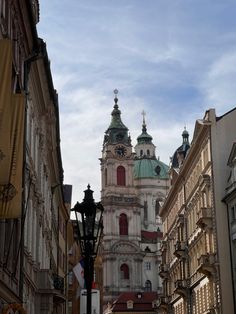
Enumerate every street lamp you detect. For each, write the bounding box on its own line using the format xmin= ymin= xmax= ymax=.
xmin=72 ymin=184 xmax=104 ymax=314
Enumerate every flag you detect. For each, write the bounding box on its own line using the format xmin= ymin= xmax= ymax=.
xmin=0 ymin=39 xmax=25 ymax=218
xmin=73 ymin=259 xmax=85 ymax=288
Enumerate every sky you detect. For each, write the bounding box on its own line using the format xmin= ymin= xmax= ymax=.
xmin=37 ymin=0 xmax=236 ymax=204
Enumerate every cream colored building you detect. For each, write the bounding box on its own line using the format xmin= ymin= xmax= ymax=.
xmin=223 ymin=142 xmax=236 ymax=307
xmin=159 ymin=108 xmax=236 ymax=314
xmin=0 ymin=1 xmax=70 ymax=313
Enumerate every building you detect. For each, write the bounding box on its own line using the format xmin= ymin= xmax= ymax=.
xmin=159 ymin=108 xmax=236 ymax=314
xmin=223 ymin=142 xmax=236 ymax=308
xmin=100 ymin=91 xmax=169 ymax=307
xmin=0 ymin=1 xmax=70 ymax=313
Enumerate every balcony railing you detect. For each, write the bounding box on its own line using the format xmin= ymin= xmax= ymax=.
xmin=197 ymin=254 xmax=216 ymax=277
xmin=174 ymin=240 xmax=187 ymax=258
xmin=196 ymin=207 xmax=212 ymax=229
xmin=53 ymin=274 xmax=64 ymax=292
xmin=159 ymin=263 xmax=169 ymax=279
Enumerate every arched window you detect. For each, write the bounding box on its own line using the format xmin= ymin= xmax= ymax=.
xmin=120 ymin=263 xmax=129 ymax=279
xmin=144 ymin=201 xmax=148 ymax=220
xmin=117 ymin=166 xmax=126 ymax=186
xmin=155 ymin=200 xmax=160 ymax=216
xmin=145 ymin=280 xmax=152 ymax=291
xmin=119 ymin=213 xmax=128 ymax=235
xmin=105 ymin=168 xmax=108 ymax=186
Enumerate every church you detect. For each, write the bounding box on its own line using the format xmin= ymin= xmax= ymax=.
xmin=100 ymin=91 xmax=170 ymax=305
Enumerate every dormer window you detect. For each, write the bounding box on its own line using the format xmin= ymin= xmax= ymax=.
xmin=127 ymin=300 xmax=133 ymax=309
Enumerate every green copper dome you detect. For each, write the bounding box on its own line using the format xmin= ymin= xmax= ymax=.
xmin=134 ymin=158 xmax=169 ymax=179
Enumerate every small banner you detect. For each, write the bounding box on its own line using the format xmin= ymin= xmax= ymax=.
xmin=0 ymin=39 xmax=25 ymax=218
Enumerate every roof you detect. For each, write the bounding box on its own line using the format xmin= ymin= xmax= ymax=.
xmin=134 ymin=158 xmax=169 ymax=179
xmin=111 ymin=292 xmax=158 ymax=312
xmin=171 ymin=128 xmax=190 ymax=169
xmin=141 ymin=230 xmax=163 ymax=240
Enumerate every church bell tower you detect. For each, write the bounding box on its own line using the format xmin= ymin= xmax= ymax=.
xmin=100 ymin=90 xmax=143 ymax=304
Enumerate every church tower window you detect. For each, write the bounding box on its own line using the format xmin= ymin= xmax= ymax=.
xmin=117 ymin=165 xmax=126 ymax=186
xmin=120 ymin=263 xmax=129 ymax=279
xmin=105 ymin=168 xmax=108 ymax=186
xmin=119 ymin=213 xmax=128 ymax=235
xmin=145 ymin=280 xmax=152 ymax=291
xmin=144 ymin=201 xmax=148 ymax=220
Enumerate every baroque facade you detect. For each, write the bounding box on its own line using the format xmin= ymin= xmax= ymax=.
xmin=0 ymin=1 xmax=70 ymax=313
xmin=159 ymin=108 xmax=236 ymax=314
xmin=100 ymin=92 xmax=169 ymax=306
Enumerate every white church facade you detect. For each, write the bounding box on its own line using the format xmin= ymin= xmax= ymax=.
xmin=100 ymin=92 xmax=170 ymax=305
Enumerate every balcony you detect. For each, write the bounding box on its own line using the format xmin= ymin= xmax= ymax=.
xmin=37 ymin=269 xmax=53 ymax=292
xmin=159 ymin=263 xmax=169 ymax=279
xmin=176 ymin=214 xmax=184 ymax=227
xmin=160 ymin=240 xmax=167 ymax=252
xmin=174 ymin=279 xmax=188 ymax=297
xmin=156 ymin=296 xmax=170 ymax=310
xmin=53 ymin=274 xmax=64 ymax=292
xmin=196 ymin=207 xmax=212 ymax=229
xmin=174 ymin=240 xmax=187 ymax=258
xmin=197 ymin=254 xmax=216 ymax=277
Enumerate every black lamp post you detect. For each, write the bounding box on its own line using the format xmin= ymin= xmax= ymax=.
xmin=72 ymin=185 xmax=104 ymax=314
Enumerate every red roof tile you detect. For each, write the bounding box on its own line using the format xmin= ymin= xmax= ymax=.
xmin=141 ymin=230 xmax=163 ymax=240
xmin=112 ymin=292 xmax=158 ymax=312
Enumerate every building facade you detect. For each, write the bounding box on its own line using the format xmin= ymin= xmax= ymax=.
xmin=0 ymin=1 xmax=70 ymax=313
xmin=159 ymin=108 xmax=236 ymax=314
xmin=100 ymin=92 xmax=169 ymax=306
xmin=223 ymin=142 xmax=236 ymax=308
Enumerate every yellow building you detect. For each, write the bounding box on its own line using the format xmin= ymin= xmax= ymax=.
xmin=159 ymin=108 xmax=236 ymax=314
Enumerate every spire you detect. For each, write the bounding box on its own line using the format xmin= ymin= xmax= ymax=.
xmin=182 ymin=126 xmax=189 ymax=145
xmin=137 ymin=111 xmax=153 ymax=144
xmin=110 ymin=89 xmax=124 ymax=127
xmin=141 ymin=110 xmax=147 ymax=133
xmin=103 ymin=90 xmax=129 ymax=145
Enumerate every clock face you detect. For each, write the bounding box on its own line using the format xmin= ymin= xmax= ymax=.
xmin=115 ymin=145 xmax=127 ymax=157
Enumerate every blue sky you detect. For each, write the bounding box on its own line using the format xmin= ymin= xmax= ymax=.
xmin=38 ymin=0 xmax=236 ymax=203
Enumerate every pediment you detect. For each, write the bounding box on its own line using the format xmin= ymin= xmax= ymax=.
xmin=111 ymin=241 xmax=139 ymax=254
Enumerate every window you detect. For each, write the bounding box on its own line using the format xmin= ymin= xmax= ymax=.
xmin=231 ymin=205 xmax=236 ymax=221
xmin=147 ymin=149 xmax=150 ymax=156
xmin=119 ymin=213 xmax=128 ymax=235
xmin=120 ymin=263 xmax=129 ymax=279
xmin=140 ymin=149 xmax=143 ymax=156
xmin=144 ymin=201 xmax=148 ymax=220
xmin=117 ymin=166 xmax=126 ymax=186
xmin=144 ymin=261 xmax=151 ymax=270
xmin=155 ymin=200 xmax=160 ymax=216
xmin=145 ymin=280 xmax=152 ymax=291
xmin=105 ymin=168 xmax=108 ymax=186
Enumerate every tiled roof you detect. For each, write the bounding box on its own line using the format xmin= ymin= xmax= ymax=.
xmin=141 ymin=230 xmax=163 ymax=240
xmin=112 ymin=292 xmax=158 ymax=312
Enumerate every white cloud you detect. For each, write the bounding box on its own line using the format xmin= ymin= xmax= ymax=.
xmin=38 ymin=0 xmax=236 ymax=204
